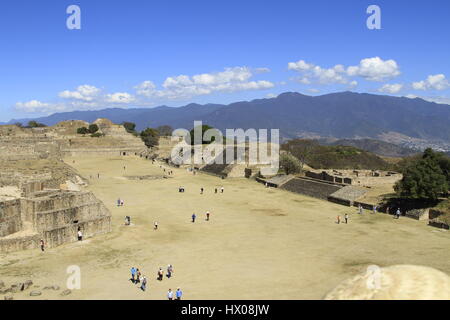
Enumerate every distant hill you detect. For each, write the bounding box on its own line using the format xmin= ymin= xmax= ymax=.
xmin=7 ymin=92 xmax=450 ymax=144
xmin=318 ymin=138 xmax=418 ymax=158
xmin=281 ymin=139 xmax=391 ymax=170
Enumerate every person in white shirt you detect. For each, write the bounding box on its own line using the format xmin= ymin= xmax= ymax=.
xmin=77 ymin=230 xmax=83 ymax=241
xmin=167 ymin=289 xmax=174 ymax=300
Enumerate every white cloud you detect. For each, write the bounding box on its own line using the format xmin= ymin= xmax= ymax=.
xmin=346 ymin=57 xmax=400 ymax=82
xmin=412 ymin=74 xmax=449 ymax=91
xmin=307 ymin=88 xmax=320 ymax=93
xmin=136 ymin=67 xmax=274 ymax=100
xmin=15 ymin=66 xmax=274 ymax=114
xmin=106 ymin=92 xmax=135 ymax=104
xmin=288 ymin=60 xmax=347 ymax=84
xmin=405 ymin=94 xmax=450 ymax=105
xmin=378 ymin=83 xmax=403 ymax=94
xmin=288 ymin=57 xmax=401 ymax=85
xmin=15 ymin=100 xmax=52 ymax=113
xmin=348 ymin=80 xmax=358 ymax=89
xmin=59 ymin=85 xmax=101 ymax=101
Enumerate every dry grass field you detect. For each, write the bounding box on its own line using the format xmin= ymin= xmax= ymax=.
xmin=1 ymin=155 xmax=449 ymax=300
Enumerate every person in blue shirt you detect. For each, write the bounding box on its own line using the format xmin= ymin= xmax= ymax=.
xmin=130 ymin=267 xmax=136 ymax=283
xmin=192 ymin=213 xmax=196 ymax=223
xmin=176 ymin=287 xmax=183 ymax=300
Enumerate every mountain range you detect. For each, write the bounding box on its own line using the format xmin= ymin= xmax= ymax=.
xmin=4 ymin=92 xmax=450 ymax=147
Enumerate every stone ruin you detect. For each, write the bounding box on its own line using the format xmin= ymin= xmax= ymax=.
xmin=0 ymin=172 xmax=111 ymax=253
xmin=305 ymin=169 xmax=402 ymax=186
xmin=0 ymin=118 xmax=146 ymax=252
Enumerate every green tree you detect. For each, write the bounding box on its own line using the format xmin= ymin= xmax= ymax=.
xmin=28 ymin=120 xmax=47 ymax=128
xmin=395 ymin=148 xmax=448 ymax=200
xmin=280 ymin=153 xmax=302 ymax=175
xmin=140 ymin=128 xmax=160 ymax=148
xmin=156 ymin=125 xmax=174 ymax=136
xmin=88 ymin=124 xmax=99 ymax=134
xmin=122 ymin=122 xmax=136 ymax=133
xmin=77 ymin=127 xmax=89 ymax=134
xmin=189 ymin=125 xmax=222 ymax=145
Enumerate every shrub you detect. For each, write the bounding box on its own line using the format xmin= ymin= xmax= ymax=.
xmin=90 ymin=132 xmax=104 ymax=138
xmin=77 ymin=127 xmax=89 ymax=134
xmin=88 ymin=124 xmax=99 ymax=134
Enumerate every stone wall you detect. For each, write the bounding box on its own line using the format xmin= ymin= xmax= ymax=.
xmin=0 ymin=200 xmax=23 ymax=237
xmin=0 ymin=190 xmax=111 ymax=253
xmin=281 ymin=178 xmax=342 ymax=200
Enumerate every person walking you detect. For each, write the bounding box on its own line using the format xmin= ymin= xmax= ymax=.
xmin=141 ymin=276 xmax=147 ymax=291
xmin=158 ymin=268 xmax=164 ymax=281
xmin=200 ymin=187 xmax=204 ymax=194
xmin=154 ymin=221 xmax=158 ymax=230
xmin=135 ymin=269 xmax=141 ymax=284
xmin=396 ymin=208 xmax=401 ymax=219
xmin=192 ymin=213 xmax=196 ymax=223
xmin=77 ymin=229 xmax=83 ymax=241
xmin=358 ymin=205 xmax=363 ymax=214
xmin=206 ymin=211 xmax=210 ymax=221
xmin=221 ymin=186 xmax=224 ymax=193
xmin=167 ymin=264 xmax=173 ymax=278
xmin=345 ymin=213 xmax=349 ymax=224
xmin=130 ymin=267 xmax=136 ymax=283
xmin=167 ymin=289 xmax=174 ymax=300
xmin=176 ymin=288 xmax=183 ymax=300
xmin=215 ymin=188 xmax=218 ymax=194
xmin=40 ymin=239 xmax=45 ymax=252
xmin=336 ymin=215 xmax=341 ymax=224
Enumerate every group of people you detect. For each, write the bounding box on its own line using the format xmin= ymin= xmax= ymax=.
xmin=130 ymin=265 xmax=181 ymax=298
xmin=191 ymin=210 xmax=211 ymax=223
xmin=336 ymin=213 xmax=350 ymax=224
xmin=200 ymin=186 xmax=224 ymax=194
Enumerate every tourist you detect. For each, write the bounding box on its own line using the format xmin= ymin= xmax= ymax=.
xmin=97 ymin=173 xmax=100 ymax=179
xmin=200 ymin=187 xmax=204 ymax=194
xmin=167 ymin=289 xmax=174 ymax=300
xmin=141 ymin=276 xmax=147 ymax=291
xmin=373 ymin=206 xmax=377 ymax=214
xmin=176 ymin=288 xmax=183 ymax=300
xmin=40 ymin=239 xmax=45 ymax=252
xmin=192 ymin=213 xmax=196 ymax=223
xmin=336 ymin=215 xmax=341 ymax=224
xmin=167 ymin=264 xmax=173 ymax=278
xmin=158 ymin=268 xmax=164 ymax=281
xmin=77 ymin=229 xmax=83 ymax=241
xmin=117 ymin=198 xmax=121 ymax=207
xmin=358 ymin=205 xmax=363 ymax=214
xmin=154 ymin=221 xmax=158 ymax=230
xmin=130 ymin=267 xmax=136 ymax=283
xmin=121 ymin=199 xmax=124 ymax=206
xmin=206 ymin=211 xmax=210 ymax=221
xmin=135 ymin=269 xmax=141 ymax=284
xmin=215 ymin=188 xmax=218 ymax=194
xmin=396 ymin=208 xmax=401 ymax=219
xmin=345 ymin=213 xmax=349 ymax=224
xmin=221 ymin=186 xmax=224 ymax=193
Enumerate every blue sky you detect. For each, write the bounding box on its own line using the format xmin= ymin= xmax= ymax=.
xmin=1 ymin=0 xmax=449 ymax=121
